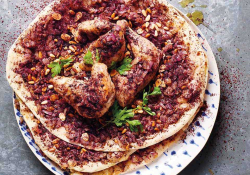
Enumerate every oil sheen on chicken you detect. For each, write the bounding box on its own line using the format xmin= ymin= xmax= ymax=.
xmin=73 ymin=20 xmax=127 ymax=70
xmin=50 ymin=63 xmax=115 ymax=118
xmin=112 ymin=28 xmax=163 ymax=107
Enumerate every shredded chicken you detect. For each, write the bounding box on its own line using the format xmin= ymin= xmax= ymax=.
xmin=50 ymin=63 xmax=115 ymax=118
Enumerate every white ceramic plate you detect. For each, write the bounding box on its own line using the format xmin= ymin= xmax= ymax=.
xmin=13 ymin=4 xmax=220 ymax=175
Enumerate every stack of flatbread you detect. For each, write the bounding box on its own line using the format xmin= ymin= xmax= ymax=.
xmin=7 ymin=0 xmax=208 ymax=174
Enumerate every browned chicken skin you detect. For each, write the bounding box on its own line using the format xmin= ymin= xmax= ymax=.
xmin=112 ymin=28 xmax=163 ymax=107
xmin=74 ymin=19 xmax=115 ymax=42
xmin=50 ymin=63 xmax=115 ymax=118
xmin=73 ymin=20 xmax=127 ymax=71
xmin=87 ymin=20 xmax=127 ymax=67
xmin=67 ymin=19 xmax=161 ymax=110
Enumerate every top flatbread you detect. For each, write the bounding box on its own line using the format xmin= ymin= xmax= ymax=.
xmin=7 ymin=0 xmax=208 ymax=151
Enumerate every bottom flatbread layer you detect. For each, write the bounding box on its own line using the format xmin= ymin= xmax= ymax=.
xmin=19 ymin=100 xmax=134 ymax=173
xmin=72 ymin=105 xmax=200 ymax=175
xmin=18 ymin=97 xmax=199 ymax=175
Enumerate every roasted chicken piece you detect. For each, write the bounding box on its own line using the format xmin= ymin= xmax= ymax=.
xmin=50 ymin=63 xmax=115 ymax=119
xmin=73 ymin=20 xmax=128 ymax=71
xmin=74 ymin=19 xmax=115 ymax=42
xmin=112 ymin=28 xmax=163 ymax=107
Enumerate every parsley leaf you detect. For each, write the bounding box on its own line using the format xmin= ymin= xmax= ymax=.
xmin=84 ymin=51 xmax=93 ymax=65
xmin=142 ymin=106 xmax=156 ymax=116
xmin=96 ymin=49 xmax=101 ymax=62
xmin=127 ymin=120 xmax=143 ymax=132
xmin=116 ymin=57 xmax=133 ymax=75
xmin=111 ymin=101 xmax=143 ymax=132
xmin=48 ymin=62 xmax=61 ymax=77
xmin=138 ymin=86 xmax=162 ymax=116
xmin=48 ymin=57 xmax=74 ymax=77
xmin=148 ymin=87 xmax=162 ymax=96
xmin=60 ymin=57 xmax=74 ymax=66
xmin=109 ymin=61 xmax=117 ymax=70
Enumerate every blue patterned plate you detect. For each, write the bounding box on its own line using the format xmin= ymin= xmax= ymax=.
xmin=124 ymin=8 xmax=220 ymax=175
xmin=13 ymin=5 xmax=220 ymax=175
xmin=13 ymin=94 xmax=68 ymax=175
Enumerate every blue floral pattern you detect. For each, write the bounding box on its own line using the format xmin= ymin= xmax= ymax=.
xmin=13 ymin=94 xmax=68 ymax=175
xmin=127 ymin=12 xmax=219 ymax=175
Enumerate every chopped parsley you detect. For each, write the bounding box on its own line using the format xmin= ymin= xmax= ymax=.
xmin=116 ymin=57 xmax=133 ymax=75
xmin=84 ymin=51 xmax=93 ymax=65
xmin=137 ymin=86 xmax=162 ymax=116
xmin=141 ymin=106 xmax=156 ymax=116
xmin=110 ymin=101 xmax=143 ymax=132
xmin=99 ymin=87 xmax=161 ymax=131
xmin=48 ymin=62 xmax=61 ymax=77
xmin=83 ymin=49 xmax=101 ymax=64
xmin=127 ymin=120 xmax=143 ymax=133
xmin=148 ymin=87 xmax=162 ymax=96
xmin=48 ymin=56 xmax=74 ymax=77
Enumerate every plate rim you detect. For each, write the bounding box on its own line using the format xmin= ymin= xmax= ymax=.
xmin=13 ymin=93 xmax=66 ymax=175
xmin=168 ymin=7 xmax=221 ymax=175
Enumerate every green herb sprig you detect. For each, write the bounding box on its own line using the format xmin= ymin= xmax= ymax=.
xmin=84 ymin=49 xmax=102 ymax=65
xmin=99 ymin=101 xmax=143 ymax=132
xmin=116 ymin=57 xmax=133 ymax=75
xmin=111 ymin=101 xmax=143 ymax=132
xmin=137 ymin=87 xmax=162 ymax=116
xmin=48 ymin=56 xmax=74 ymax=77
xmin=84 ymin=51 xmax=94 ymax=65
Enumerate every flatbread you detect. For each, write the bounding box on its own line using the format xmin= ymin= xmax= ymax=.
xmin=19 ymin=96 xmax=198 ymax=175
xmin=71 ymin=106 xmax=200 ymax=175
xmin=91 ymin=131 xmax=185 ymax=175
xmin=19 ymin=99 xmax=134 ymax=173
xmin=7 ymin=0 xmax=208 ymax=152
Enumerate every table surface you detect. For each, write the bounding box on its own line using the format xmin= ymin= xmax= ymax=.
xmin=0 ymin=0 xmax=249 ymax=174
